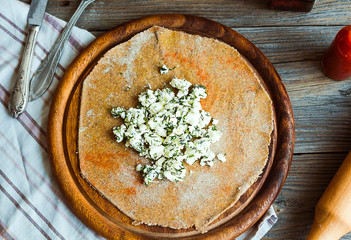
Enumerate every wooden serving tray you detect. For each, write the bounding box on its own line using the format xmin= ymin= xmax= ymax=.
xmin=48 ymin=14 xmax=295 ymax=239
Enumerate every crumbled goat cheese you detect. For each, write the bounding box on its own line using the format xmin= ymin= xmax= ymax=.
xmin=160 ymin=64 xmax=169 ymax=74
xmin=111 ymin=77 xmax=226 ymax=185
xmin=217 ymin=154 xmax=226 ymax=162
xmin=160 ymin=64 xmax=176 ymax=74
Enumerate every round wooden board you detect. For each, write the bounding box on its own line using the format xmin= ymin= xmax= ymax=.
xmin=48 ymin=14 xmax=295 ymax=239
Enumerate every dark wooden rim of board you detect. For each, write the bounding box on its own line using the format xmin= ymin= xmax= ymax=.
xmin=48 ymin=14 xmax=295 ymax=239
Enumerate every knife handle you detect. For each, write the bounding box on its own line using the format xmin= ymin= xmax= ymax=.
xmin=8 ymin=25 xmax=39 ymax=118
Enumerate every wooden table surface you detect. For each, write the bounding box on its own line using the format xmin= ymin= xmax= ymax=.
xmin=22 ymin=0 xmax=351 ymax=239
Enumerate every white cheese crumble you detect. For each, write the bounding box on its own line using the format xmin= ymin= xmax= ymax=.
xmin=111 ymin=77 xmax=226 ymax=185
xmin=160 ymin=64 xmax=169 ymax=74
xmin=217 ymin=154 xmax=226 ymax=162
xmin=160 ymin=64 xmax=176 ymax=75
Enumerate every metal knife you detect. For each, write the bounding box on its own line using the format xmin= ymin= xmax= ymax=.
xmin=29 ymin=0 xmax=95 ymax=102
xmin=8 ymin=0 xmax=48 ymax=118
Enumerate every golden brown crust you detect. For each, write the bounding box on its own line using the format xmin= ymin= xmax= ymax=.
xmin=78 ymin=26 xmax=273 ymax=231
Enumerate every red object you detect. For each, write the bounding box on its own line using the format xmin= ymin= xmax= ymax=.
xmin=321 ymin=26 xmax=351 ymax=81
xmin=268 ymin=0 xmax=315 ymax=12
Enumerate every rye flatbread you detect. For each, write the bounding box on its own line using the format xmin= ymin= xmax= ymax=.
xmin=78 ymin=26 xmax=274 ymax=231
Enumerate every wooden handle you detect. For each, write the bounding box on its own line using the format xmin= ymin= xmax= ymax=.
xmin=306 ymin=151 xmax=351 ymax=240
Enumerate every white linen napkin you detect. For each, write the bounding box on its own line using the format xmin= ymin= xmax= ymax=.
xmin=0 ymin=0 xmax=277 ymax=239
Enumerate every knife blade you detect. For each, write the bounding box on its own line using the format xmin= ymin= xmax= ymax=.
xmin=8 ymin=0 xmax=48 ymax=118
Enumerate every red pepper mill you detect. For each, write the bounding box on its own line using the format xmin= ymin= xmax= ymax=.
xmin=321 ymin=25 xmax=351 ymax=81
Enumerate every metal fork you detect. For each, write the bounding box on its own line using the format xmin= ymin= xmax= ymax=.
xmin=29 ymin=0 xmax=95 ymax=101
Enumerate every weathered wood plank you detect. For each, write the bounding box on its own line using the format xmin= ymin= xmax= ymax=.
xmin=264 ymin=153 xmax=351 ymax=239
xmin=92 ymin=25 xmax=340 ymax=64
xmin=275 ymin=60 xmax=351 ymax=154
xmin=236 ymin=26 xmax=340 ymax=64
xmin=20 ymin=0 xmax=351 ymax=30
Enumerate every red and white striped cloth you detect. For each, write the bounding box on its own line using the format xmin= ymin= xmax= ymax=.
xmin=0 ymin=0 xmax=277 ymax=239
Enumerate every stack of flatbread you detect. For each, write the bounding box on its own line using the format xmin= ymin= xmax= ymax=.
xmin=78 ymin=26 xmax=274 ymax=231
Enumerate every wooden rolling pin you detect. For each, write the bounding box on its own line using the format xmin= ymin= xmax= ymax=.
xmin=306 ymin=151 xmax=351 ymax=240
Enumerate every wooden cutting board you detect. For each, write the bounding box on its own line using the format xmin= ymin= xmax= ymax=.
xmin=48 ymin=14 xmax=295 ymax=239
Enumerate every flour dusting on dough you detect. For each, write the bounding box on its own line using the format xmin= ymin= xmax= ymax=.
xmin=99 ymin=30 xmax=154 ymax=86
xmin=78 ymin=26 xmax=274 ymax=231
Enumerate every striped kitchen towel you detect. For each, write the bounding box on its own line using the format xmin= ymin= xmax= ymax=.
xmin=0 ymin=0 xmax=277 ymax=239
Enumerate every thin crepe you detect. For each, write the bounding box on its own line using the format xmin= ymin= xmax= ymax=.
xmin=78 ymin=26 xmax=274 ymax=231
